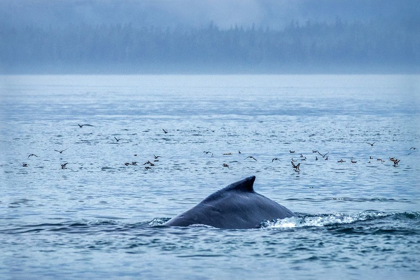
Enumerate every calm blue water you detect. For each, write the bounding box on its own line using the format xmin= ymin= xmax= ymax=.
xmin=1 ymin=75 xmax=420 ymax=279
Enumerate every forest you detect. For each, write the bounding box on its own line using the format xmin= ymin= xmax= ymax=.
xmin=1 ymin=19 xmax=419 ymax=73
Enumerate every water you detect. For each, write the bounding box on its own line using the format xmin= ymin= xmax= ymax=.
xmin=1 ymin=75 xmax=420 ymax=279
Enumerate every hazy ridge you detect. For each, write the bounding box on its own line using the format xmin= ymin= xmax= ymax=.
xmin=1 ymin=0 xmax=419 ymax=74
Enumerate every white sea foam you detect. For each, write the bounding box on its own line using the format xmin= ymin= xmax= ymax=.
xmin=263 ymin=211 xmax=390 ymax=229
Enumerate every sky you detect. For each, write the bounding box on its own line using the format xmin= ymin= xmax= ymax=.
xmin=1 ymin=0 xmax=419 ymax=30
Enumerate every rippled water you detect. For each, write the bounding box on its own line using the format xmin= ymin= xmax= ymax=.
xmin=1 ymin=75 xmax=420 ymax=279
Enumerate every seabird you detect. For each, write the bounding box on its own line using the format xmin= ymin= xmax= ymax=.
xmin=78 ymin=124 xmax=93 ymax=128
xmin=54 ymin=149 xmax=67 ymax=154
xmin=291 ymin=161 xmax=300 ymax=171
xmin=28 ymin=154 xmax=38 ymax=159
xmin=318 ymin=151 xmax=329 ymax=158
xmin=245 ymin=156 xmax=257 ymax=161
xmin=408 ymin=147 xmax=417 ymax=155
xmin=390 ymin=158 xmax=400 ymax=166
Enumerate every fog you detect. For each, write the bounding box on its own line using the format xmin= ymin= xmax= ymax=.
xmin=1 ymin=0 xmax=419 ymax=73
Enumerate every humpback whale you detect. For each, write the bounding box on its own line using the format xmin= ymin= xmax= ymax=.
xmin=165 ymin=176 xmax=295 ymax=229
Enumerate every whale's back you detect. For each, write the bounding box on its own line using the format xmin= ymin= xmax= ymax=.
xmin=165 ymin=176 xmax=295 ymax=229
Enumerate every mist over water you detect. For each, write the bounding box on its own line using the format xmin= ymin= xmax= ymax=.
xmin=1 ymin=0 xmax=419 ymax=74
xmin=1 ymin=75 xmax=419 ymax=279
xmin=2 ymin=0 xmax=419 ymax=30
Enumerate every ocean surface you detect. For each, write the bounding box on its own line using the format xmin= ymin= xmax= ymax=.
xmin=1 ymin=75 xmax=419 ymax=279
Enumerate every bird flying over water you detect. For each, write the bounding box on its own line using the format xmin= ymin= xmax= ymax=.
xmin=367 ymin=142 xmax=375 ymax=146
xmin=78 ymin=124 xmax=93 ymax=128
xmin=28 ymin=154 xmax=38 ymax=158
xmin=390 ymin=158 xmax=400 ymax=166
xmin=408 ymin=147 xmax=417 ymax=155
xmin=291 ymin=161 xmax=300 ymax=171
xmin=245 ymin=156 xmax=257 ymax=161
xmin=54 ymin=149 xmax=67 ymax=154
xmin=144 ymin=160 xmax=155 ymax=166
xmin=317 ymin=151 xmax=329 ymax=158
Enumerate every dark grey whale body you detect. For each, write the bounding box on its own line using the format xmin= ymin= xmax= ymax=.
xmin=165 ymin=176 xmax=295 ymax=229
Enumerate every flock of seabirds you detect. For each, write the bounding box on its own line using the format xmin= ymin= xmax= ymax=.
xmin=21 ymin=124 xmax=417 ymax=172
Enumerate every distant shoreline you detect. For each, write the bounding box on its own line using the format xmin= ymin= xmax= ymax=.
xmin=2 ymin=63 xmax=420 ymax=75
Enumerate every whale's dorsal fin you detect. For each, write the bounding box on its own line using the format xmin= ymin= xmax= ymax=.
xmin=201 ymin=176 xmax=256 ymax=204
xmin=226 ymin=176 xmax=256 ymax=192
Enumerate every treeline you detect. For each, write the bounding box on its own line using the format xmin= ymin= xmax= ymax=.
xmin=1 ymin=20 xmax=419 ymax=73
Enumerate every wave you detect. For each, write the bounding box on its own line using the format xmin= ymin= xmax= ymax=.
xmin=261 ymin=211 xmax=420 ymax=229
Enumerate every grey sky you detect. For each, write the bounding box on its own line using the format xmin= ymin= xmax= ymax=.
xmin=1 ymin=0 xmax=418 ymax=29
